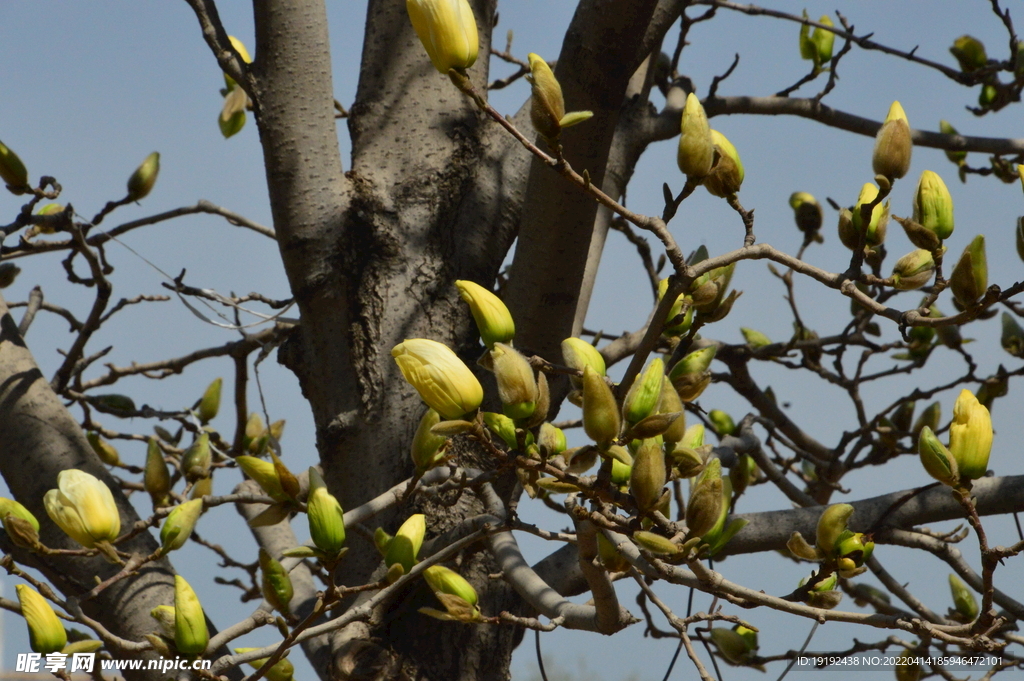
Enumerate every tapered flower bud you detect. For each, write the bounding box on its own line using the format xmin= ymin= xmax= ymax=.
xmin=236 ymin=455 xmax=288 ymax=501
xmin=455 ymin=280 xmax=514 ymax=349
xmin=677 ymin=93 xmax=714 ymax=179
xmin=0 ymin=139 xmax=30 ymax=193
xmin=687 ymin=459 xmax=723 ymax=538
xmin=632 ymin=530 xmax=681 ymax=555
xmin=0 ymin=497 xmax=40 ymax=533
xmin=385 ymin=514 xmax=426 ymax=576
xmin=16 ymin=585 xmax=66 ymax=655
xmin=911 ymin=401 xmax=941 ymax=441
xmin=700 ymin=476 xmax=747 ymax=556
xmin=1 ymin=516 xmax=37 ymax=550
xmin=789 ymin=192 xmax=823 ymax=237
xmin=160 ymin=499 xmax=204 ymax=554
xmin=708 ymin=410 xmax=736 ymax=437
xmin=126 ymin=152 xmax=160 ymax=201
xmin=891 ymin=249 xmax=936 ymax=290
xmin=668 ymin=346 xmax=716 ymax=402
xmin=307 ymin=468 xmax=346 ymax=556
xmin=181 ymin=433 xmax=211 ymax=483
xmin=392 ymin=339 xmax=483 ymax=420
xmin=623 ymin=359 xmax=664 ymax=425
xmin=918 ymin=425 xmax=959 ymax=486
xmin=191 ymin=476 xmax=213 ymax=501
xmin=815 ymin=503 xmax=853 ymax=558
xmin=411 ymin=408 xmax=448 ymax=472
xmin=197 ymin=378 xmax=222 ymax=424
xmin=948 ymin=389 xmax=992 ymax=480
xmin=222 ymin=36 xmax=253 ymax=93
xmin=657 ymin=278 xmax=694 ymax=337
xmin=938 ymin=120 xmax=967 ymax=166
xmin=892 ymin=400 xmax=916 ymax=433
xmin=709 ymin=626 xmax=756 ymax=666
xmin=670 ymin=446 xmax=706 ymax=479
xmin=629 ymin=439 xmax=666 ymax=513
xmin=538 ymin=422 xmax=567 ymax=455
xmin=948 ymin=574 xmax=978 ymax=621
xmin=740 ymin=328 xmax=772 ymax=348
xmin=1001 ymin=313 xmax=1024 ymax=358
xmin=174 ymin=575 xmax=208 ymax=656
xmin=704 ymin=130 xmax=744 ymax=197
xmin=482 ymin=412 xmax=518 ymax=450
xmin=234 ymin=649 xmax=295 ymax=681
xmin=810 ymin=15 xmax=835 ymax=66
xmin=87 ymin=432 xmax=120 ymax=466
xmin=873 ymin=101 xmax=912 ymax=180
xmin=950 ymin=35 xmax=987 ymax=72
xmin=949 ymin=235 xmax=987 ymax=306
xmin=424 ymin=565 xmax=479 ymax=606
xmin=406 ymin=0 xmax=479 ymax=74
xmin=657 ymin=380 xmax=687 ymax=445
xmin=851 ymin=183 xmax=889 ymax=246
xmin=260 ymin=549 xmax=294 ymax=616
xmin=528 ymin=53 xmax=565 ymax=139
xmin=562 ymin=338 xmax=606 ymax=391
xmin=44 ymin=469 xmax=121 ymax=549
xmin=582 ymin=365 xmax=621 ymax=446
xmin=489 ymin=343 xmax=538 ymax=421
xmin=912 ymin=170 xmax=954 ymax=240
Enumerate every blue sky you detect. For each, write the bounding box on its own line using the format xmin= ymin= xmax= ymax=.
xmin=1 ymin=2 xmax=1023 ymax=680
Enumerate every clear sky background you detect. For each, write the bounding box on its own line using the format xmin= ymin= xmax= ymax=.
xmin=1 ymin=2 xmax=1022 ymax=680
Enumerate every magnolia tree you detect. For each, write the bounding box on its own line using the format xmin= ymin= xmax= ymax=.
xmin=2 ymin=1 xmax=1024 ymax=680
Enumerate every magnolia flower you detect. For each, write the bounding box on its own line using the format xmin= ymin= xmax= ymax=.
xmin=43 ymin=469 xmax=120 ymax=548
xmin=406 ymin=0 xmax=479 ymax=74
xmin=392 ymin=339 xmax=483 ymax=420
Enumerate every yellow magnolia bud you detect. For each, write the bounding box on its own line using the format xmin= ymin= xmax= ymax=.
xmin=260 ymin=548 xmax=294 ymax=616
xmin=891 ymin=249 xmax=936 ymax=290
xmin=623 ymin=359 xmax=664 ymax=425
xmin=687 ymin=458 xmax=723 ymax=538
xmin=424 ymin=564 xmax=479 ymax=606
xmin=160 ymin=499 xmax=204 ymax=554
xmin=561 ymin=337 xmax=606 ymax=389
xmin=704 ymin=130 xmax=744 ymax=197
xmin=455 ymin=280 xmax=515 ymax=348
xmin=392 ymin=338 xmax=483 ymax=420
xmin=16 ymin=585 xmax=67 ymax=655
xmin=949 ymin=235 xmax=987 ymax=306
xmin=740 ymin=328 xmax=772 ymax=349
xmin=677 ymin=93 xmax=714 ymax=178
xmin=151 ymin=604 xmax=177 ymax=639
xmin=629 ymin=439 xmax=666 ymax=513
xmin=411 ymin=408 xmax=448 ymax=471
xmin=789 ymin=192 xmax=823 ymax=237
xmin=851 ymin=183 xmax=889 ymax=246
xmin=174 ymin=575 xmax=209 ymax=656
xmin=181 ymin=432 xmax=211 ymax=483
xmin=657 ymin=278 xmax=694 ymax=337
xmin=223 ymin=36 xmax=253 ymax=92
xmin=835 ymin=531 xmax=874 ymax=568
xmin=948 ymin=574 xmax=978 ymax=621
xmin=385 ymin=514 xmax=426 ymax=575
xmin=87 ymin=432 xmax=120 ymax=466
xmin=197 ymin=378 xmax=222 ymax=425
xmin=632 ymin=530 xmax=681 ymax=555
xmin=307 ymin=467 xmax=346 ymax=556
xmin=873 ymin=101 xmax=912 ymax=180
xmin=528 ymin=53 xmax=565 ymax=139
xmin=407 ymin=0 xmax=479 ymax=74
xmin=912 ymin=170 xmax=954 ymax=240
xmin=0 ymin=497 xmax=40 ymax=533
xmin=668 ymin=346 xmax=716 ymax=402
xmin=43 ymin=469 xmax=121 ymax=549
xmin=582 ymin=365 xmax=620 ymax=446
xmin=126 ymin=152 xmax=160 ymax=201
xmin=948 ymin=389 xmax=992 ymax=480
xmin=657 ymin=380 xmax=687 ymax=445
xmin=234 ymin=649 xmax=295 ymax=681
xmin=815 ymin=503 xmax=853 ymax=558
xmin=950 ymin=35 xmax=988 ymax=72
xmin=236 ymin=455 xmax=287 ymax=501
xmin=144 ymin=438 xmax=172 ymax=508
xmin=0 ymin=138 xmax=30 ymax=193
xmin=489 ymin=342 xmax=538 ymax=421
xmin=918 ymin=425 xmax=958 ymax=486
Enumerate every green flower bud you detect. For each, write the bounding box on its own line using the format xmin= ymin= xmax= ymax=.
xmin=236 ymin=455 xmax=288 ymax=501
xmin=950 ymin=35 xmax=988 ymax=72
xmin=406 ymin=0 xmax=479 ymax=74
xmin=949 ymin=235 xmax=987 ymax=306
xmin=709 ymin=626 xmax=755 ymax=666
xmin=234 ymin=648 xmax=295 ymax=681
xmin=630 ymin=439 xmax=666 ymax=513
xmin=918 ymin=425 xmax=959 ymax=486
xmin=197 ymin=378 xmax=222 ymax=425
xmin=385 ymin=514 xmax=425 ymax=576
xmin=160 ymin=499 xmax=204 ymax=554
xmin=1001 ymin=312 xmax=1024 ymax=358
xmin=815 ymin=503 xmax=853 ymax=558
xmin=30 ymin=205 xmax=63 ymax=235
xmin=0 ymin=497 xmax=40 ymax=534
xmin=891 ymin=401 xmax=916 ymax=433
xmin=978 ymin=83 xmax=997 ymax=107
xmin=191 ymin=476 xmax=213 ymax=501
xmin=687 ymin=458 xmax=723 ymax=538
xmin=657 ymin=380 xmax=687 ymax=445
xmin=143 ymin=438 xmax=171 ymax=508
xmin=704 ymin=130 xmax=744 ymax=197
xmin=895 ymin=649 xmax=923 ymax=681
xmin=790 ymin=192 xmax=823 ymax=237
xmin=632 ymin=530 xmax=681 ymax=555
xmin=582 ymin=365 xmax=621 ymax=446
xmin=92 ymin=393 xmax=136 ymax=413
xmin=891 ymin=249 xmax=936 ymax=290
xmin=489 ymin=342 xmax=538 ymax=421
xmin=126 ymin=152 xmax=160 ymax=201
xmin=482 ymin=412 xmax=518 ymax=450
xmin=740 ymin=327 xmax=772 ymax=348
xmin=455 ymin=280 xmax=514 ymax=349
xmin=260 ymin=548 xmax=294 ymax=616
xmin=86 ymin=432 xmax=120 ymax=467
xmin=597 ymin=532 xmax=631 ymax=572
xmin=174 ymin=575 xmax=209 ymax=656
xmin=668 ymin=346 xmax=716 ymax=402
xmin=180 ymin=432 xmax=211 ymax=484
xmin=528 ymin=53 xmax=564 ymax=140
xmin=43 ymin=469 xmax=121 ymax=549
xmin=423 ymin=565 xmax=479 ymax=607
xmin=606 ymin=445 xmax=633 ymax=486
xmin=623 ymin=358 xmax=664 ymax=425
xmin=680 ymin=423 xmax=705 ymax=450
xmin=16 ymin=585 xmax=67 ymax=655
xmin=835 ymin=531 xmax=874 ymax=568
xmin=677 ymin=93 xmax=714 ymax=179
xmin=948 ymin=389 xmax=992 ymax=480
xmin=392 ymin=339 xmax=483 ymax=420
xmin=708 ymin=410 xmax=736 ymax=437
xmin=0 ymin=139 xmax=30 ymax=193
xmin=873 ymin=101 xmax=912 ymax=180
xmin=948 ymin=574 xmax=978 ymax=621
xmin=411 ymin=408 xmax=448 ymax=471
xmin=306 ymin=468 xmax=346 ymax=556
xmin=657 ymin=278 xmax=694 ymax=337
xmin=851 ymin=183 xmax=890 ymax=246
xmin=561 ymin=337 xmax=606 ymax=388
xmin=837 ymin=208 xmax=858 ymax=251
xmin=669 ymin=446 xmax=706 ymax=479
xmin=538 ymin=422 xmax=567 ymax=455
xmin=912 ymin=402 xmax=941 ymax=441
xmin=939 ymin=120 xmax=968 ymax=166
xmin=912 ymin=170 xmax=954 ymax=241
xmin=810 ymin=15 xmax=835 ymax=66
